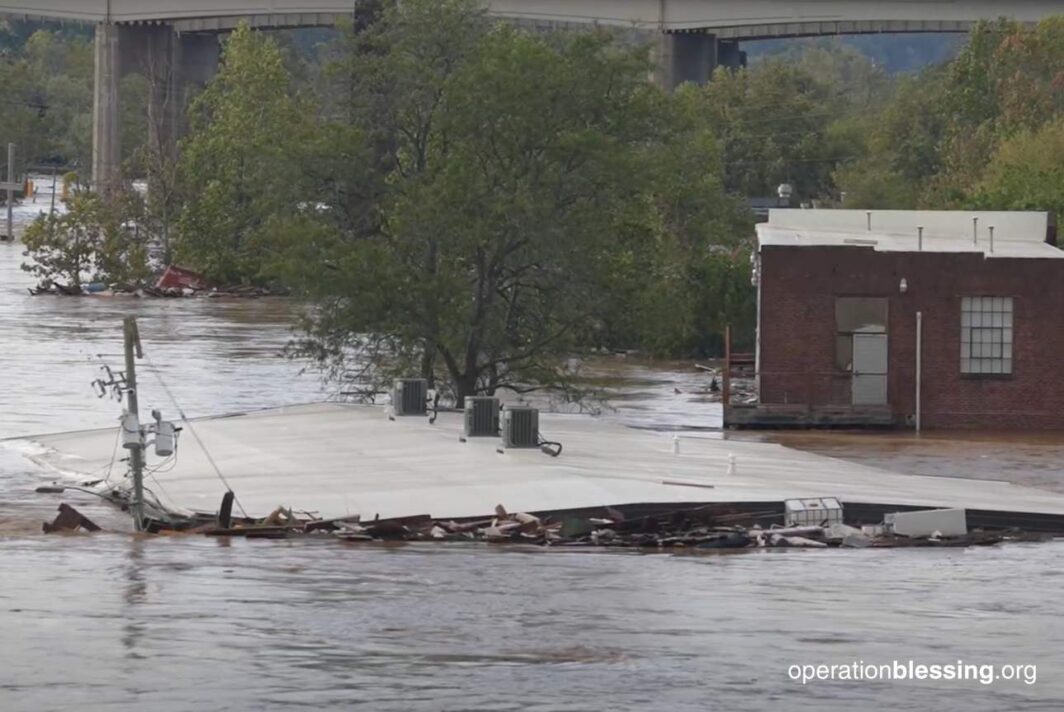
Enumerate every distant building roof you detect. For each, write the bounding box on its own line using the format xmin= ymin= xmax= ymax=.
xmin=757 ymin=209 xmax=1061 ymax=259
xmin=747 ymin=196 xmax=790 ymax=221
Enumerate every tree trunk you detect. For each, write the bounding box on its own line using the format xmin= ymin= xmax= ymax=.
xmin=420 ymin=347 xmax=435 ymax=389
xmin=454 ymin=371 xmax=478 ymax=408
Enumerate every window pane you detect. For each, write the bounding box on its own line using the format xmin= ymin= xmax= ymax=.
xmin=836 ymin=298 xmax=888 ymax=333
xmin=960 ymin=297 xmax=1014 ymax=375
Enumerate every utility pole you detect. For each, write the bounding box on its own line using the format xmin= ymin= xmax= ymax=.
xmin=50 ymin=166 xmax=58 ymax=216
xmin=915 ymin=311 xmax=922 ymax=433
xmin=1 ymin=143 xmax=18 ymax=241
xmin=7 ymin=143 xmax=14 ymax=240
xmin=123 ymin=316 xmax=147 ymax=531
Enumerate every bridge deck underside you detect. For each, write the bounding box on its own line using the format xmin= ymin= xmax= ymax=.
xmin=0 ymin=0 xmax=1057 ymax=35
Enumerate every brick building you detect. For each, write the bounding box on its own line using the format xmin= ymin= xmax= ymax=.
xmin=739 ymin=209 xmax=1062 ymax=429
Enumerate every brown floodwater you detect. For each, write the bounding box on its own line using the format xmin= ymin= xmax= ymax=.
xmin=747 ymin=430 xmax=1064 ymax=494
xmin=2 ymin=201 xmax=1063 ymax=710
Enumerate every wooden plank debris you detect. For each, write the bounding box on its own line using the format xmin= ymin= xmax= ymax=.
xmin=42 ymin=504 xmax=101 ymax=534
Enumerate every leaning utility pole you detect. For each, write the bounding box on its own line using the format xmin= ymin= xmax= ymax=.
xmin=123 ymin=316 xmax=147 ymax=531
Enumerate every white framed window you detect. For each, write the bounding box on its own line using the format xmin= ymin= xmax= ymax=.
xmin=961 ymin=296 xmax=1013 ymax=374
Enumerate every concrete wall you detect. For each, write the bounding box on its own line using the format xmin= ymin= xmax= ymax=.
xmin=758 ymin=245 xmax=1064 ymax=429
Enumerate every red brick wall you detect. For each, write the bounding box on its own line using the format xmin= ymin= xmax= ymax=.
xmin=758 ymin=245 xmax=1064 ymax=429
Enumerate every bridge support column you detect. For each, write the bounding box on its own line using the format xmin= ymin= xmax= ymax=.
xmin=92 ymin=24 xmax=220 ymax=195
xmin=717 ymin=39 xmax=747 ymax=70
xmin=121 ymin=25 xmax=180 ymax=173
xmin=654 ymin=32 xmax=747 ymax=90
xmin=92 ymin=23 xmax=121 ymax=194
xmin=177 ymin=33 xmax=221 ymax=89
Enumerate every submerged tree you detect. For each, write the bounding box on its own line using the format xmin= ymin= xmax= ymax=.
xmin=274 ymin=0 xmax=749 ymax=403
xmin=175 ymin=23 xmax=313 ymax=284
xmin=21 ymin=190 xmax=149 ymax=290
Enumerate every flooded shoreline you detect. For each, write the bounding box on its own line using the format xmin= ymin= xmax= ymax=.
xmin=4 ymin=230 xmax=1064 ymax=710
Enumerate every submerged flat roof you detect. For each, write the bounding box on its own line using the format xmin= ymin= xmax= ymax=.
xmin=17 ymin=403 xmax=1064 ymax=521
xmin=758 ymin=209 xmax=1060 ymax=259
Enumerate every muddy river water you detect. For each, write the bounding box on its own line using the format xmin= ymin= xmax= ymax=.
xmin=2 ymin=219 xmax=1063 ymax=710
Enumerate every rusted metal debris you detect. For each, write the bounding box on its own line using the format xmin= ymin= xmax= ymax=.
xmin=42 ymin=504 xmax=101 ymax=534
xmin=155 ymin=265 xmax=212 ymax=292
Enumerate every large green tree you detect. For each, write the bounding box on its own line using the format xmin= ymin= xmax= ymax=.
xmin=274 ymin=0 xmax=749 ymax=403
xmin=839 ymin=16 xmax=1064 ymax=210
xmin=699 ymin=48 xmax=885 ymax=204
xmin=834 ymin=69 xmax=950 ymax=208
xmin=969 ymin=117 xmax=1064 ymax=218
xmin=174 ymin=23 xmax=313 ymax=284
xmin=0 ymin=28 xmax=93 ymax=171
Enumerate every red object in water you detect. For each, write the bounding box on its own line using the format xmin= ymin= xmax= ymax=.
xmin=155 ymin=265 xmax=211 ymax=291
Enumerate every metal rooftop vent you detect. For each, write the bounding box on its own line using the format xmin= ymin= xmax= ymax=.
xmin=464 ymin=396 xmax=500 ymax=437
xmin=391 ymin=378 xmax=427 ymax=416
xmin=501 ymin=406 xmax=539 ymax=449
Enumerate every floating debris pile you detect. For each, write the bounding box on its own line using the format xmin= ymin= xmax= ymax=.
xmin=28 ymin=265 xmax=285 ymax=298
xmin=144 ymin=502 xmax=1051 ymax=550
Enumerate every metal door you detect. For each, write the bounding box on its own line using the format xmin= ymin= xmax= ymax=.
xmin=852 ymin=333 xmax=888 ymax=405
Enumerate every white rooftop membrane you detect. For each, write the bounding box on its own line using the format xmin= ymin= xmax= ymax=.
xmin=758 ymin=209 xmax=1060 ymax=259
xmin=15 ymin=403 xmax=1064 ymax=521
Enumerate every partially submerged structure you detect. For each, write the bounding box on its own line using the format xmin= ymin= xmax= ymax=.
xmin=732 ymin=209 xmax=1063 ymax=429
xmin=20 ymin=402 xmax=1064 ymax=532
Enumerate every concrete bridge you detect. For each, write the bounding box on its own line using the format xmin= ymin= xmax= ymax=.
xmin=1 ymin=1 xmax=1057 ymax=33
xmin=0 ymin=0 xmax=1058 ymax=187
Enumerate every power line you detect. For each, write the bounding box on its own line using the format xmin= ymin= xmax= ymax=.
xmin=723 ymin=154 xmax=862 ymax=167
xmin=142 ymin=354 xmax=249 ymax=519
xmin=707 ymin=106 xmax=874 ymax=127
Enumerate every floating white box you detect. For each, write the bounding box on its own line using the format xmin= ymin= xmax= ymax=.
xmin=885 ymin=508 xmax=968 ymax=538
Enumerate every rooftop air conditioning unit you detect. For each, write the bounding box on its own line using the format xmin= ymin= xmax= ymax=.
xmin=464 ymin=396 xmax=500 ymax=437
xmin=501 ymin=406 xmax=539 ymax=449
xmin=392 ymin=378 xmax=427 ymax=416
